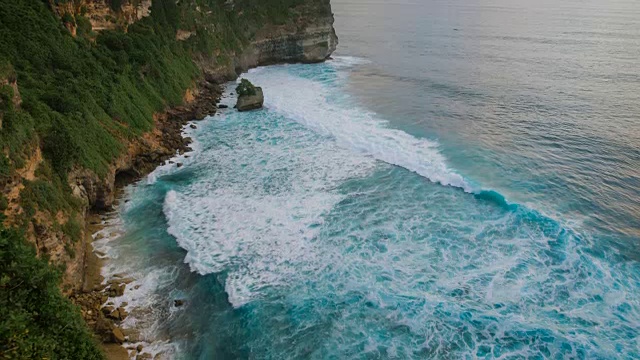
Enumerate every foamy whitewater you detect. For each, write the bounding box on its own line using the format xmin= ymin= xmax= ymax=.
xmin=95 ymin=55 xmax=640 ymax=359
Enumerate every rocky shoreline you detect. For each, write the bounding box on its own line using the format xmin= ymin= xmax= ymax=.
xmin=69 ymin=79 xmax=223 ymax=360
xmin=48 ymin=1 xmax=339 ymax=356
xmin=0 ymin=0 xmax=340 ymax=357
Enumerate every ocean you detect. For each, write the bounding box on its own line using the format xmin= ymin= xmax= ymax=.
xmin=94 ymin=0 xmax=640 ymax=358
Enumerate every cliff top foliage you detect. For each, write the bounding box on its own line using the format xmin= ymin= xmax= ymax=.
xmin=0 ymin=61 xmax=15 ymax=81
xmin=0 ymin=225 xmax=104 ymax=359
xmin=236 ymin=78 xmax=258 ymax=96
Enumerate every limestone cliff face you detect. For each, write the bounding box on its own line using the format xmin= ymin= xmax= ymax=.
xmin=241 ymin=7 xmax=338 ymax=67
xmin=50 ymin=0 xmax=151 ymax=34
xmin=207 ymin=0 xmax=339 ymax=77
xmin=50 ymin=0 xmax=338 ymax=66
xmin=85 ymin=0 xmax=152 ymax=31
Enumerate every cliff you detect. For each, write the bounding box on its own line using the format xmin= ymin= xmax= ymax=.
xmin=230 ymin=0 xmax=338 ymax=70
xmin=0 ymin=0 xmax=337 ymax=356
xmin=2 ymin=0 xmax=337 ymax=291
xmin=50 ymin=0 xmax=337 ymax=72
xmin=50 ymin=0 xmax=152 ymax=34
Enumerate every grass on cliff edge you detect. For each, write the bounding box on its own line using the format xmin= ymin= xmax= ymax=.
xmin=0 ymin=1 xmax=200 ymax=357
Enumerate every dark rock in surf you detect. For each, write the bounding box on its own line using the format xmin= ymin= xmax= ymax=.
xmin=112 ymin=327 xmax=125 ymax=344
xmin=108 ymin=283 xmax=126 ymax=297
xmin=236 ymin=87 xmax=264 ymax=112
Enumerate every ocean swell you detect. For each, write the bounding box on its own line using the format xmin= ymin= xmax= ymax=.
xmin=244 ymin=60 xmax=473 ymax=192
xmin=157 ymin=60 xmax=640 ymax=358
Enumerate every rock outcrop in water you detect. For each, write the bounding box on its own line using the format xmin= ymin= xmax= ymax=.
xmin=236 ymin=87 xmax=265 ymax=112
xmin=235 ymin=79 xmax=264 ymax=112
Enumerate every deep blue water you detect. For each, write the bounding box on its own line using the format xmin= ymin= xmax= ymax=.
xmin=96 ymin=0 xmax=640 ymax=358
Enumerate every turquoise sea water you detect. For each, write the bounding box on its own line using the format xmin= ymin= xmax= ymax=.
xmin=97 ymin=0 xmax=640 ymax=358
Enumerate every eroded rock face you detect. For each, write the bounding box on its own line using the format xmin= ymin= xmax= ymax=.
xmin=50 ymin=0 xmax=152 ymax=34
xmin=236 ymin=87 xmax=264 ymax=112
xmin=52 ymin=0 xmax=337 ymax=78
xmin=200 ymin=0 xmax=338 ymax=76
xmin=246 ymin=21 xmax=338 ymax=65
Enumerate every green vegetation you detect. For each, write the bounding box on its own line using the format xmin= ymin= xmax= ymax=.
xmin=0 ymin=193 xmax=7 ymax=212
xmin=61 ymin=11 xmax=75 ymax=25
xmin=0 ymin=227 xmax=104 ymax=359
xmin=236 ymin=78 xmax=258 ymax=96
xmin=62 ymin=217 xmax=82 ymax=243
xmin=75 ymin=15 xmax=93 ymax=37
xmin=20 ymin=179 xmax=81 ymax=218
xmin=109 ymin=0 xmax=123 ymax=12
xmin=0 ymin=0 xmax=319 ymax=356
xmin=0 ymin=61 xmax=15 ymax=81
xmin=0 ymin=155 xmax=10 ymax=182
xmin=0 ymin=0 xmax=314 ymax=179
xmin=0 ymin=0 xmax=201 ymax=178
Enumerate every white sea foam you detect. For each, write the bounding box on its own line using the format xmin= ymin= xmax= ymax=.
xmin=163 ymin=105 xmax=377 ymax=306
xmin=163 ymin=63 xmax=474 ymax=307
xmin=146 ymin=120 xmax=204 ymax=185
xmin=103 ymin=61 xmax=639 ymax=357
xmin=243 ymin=66 xmax=472 ymax=192
xmin=91 ymin=192 xmax=185 ymax=357
xmin=329 ymin=55 xmax=372 ymax=67
xmin=163 ymin=64 xmax=639 ymax=355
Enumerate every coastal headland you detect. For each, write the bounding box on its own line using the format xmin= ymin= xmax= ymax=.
xmin=0 ymin=0 xmax=337 ymax=358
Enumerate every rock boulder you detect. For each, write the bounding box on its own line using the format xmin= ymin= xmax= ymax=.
xmin=112 ymin=327 xmax=125 ymax=344
xmin=236 ymin=87 xmax=264 ymax=112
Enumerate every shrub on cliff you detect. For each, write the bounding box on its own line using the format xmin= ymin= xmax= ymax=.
xmin=236 ymin=79 xmax=257 ymax=96
xmin=109 ymin=0 xmax=123 ymax=12
xmin=61 ymin=12 xmax=75 ymax=25
xmin=75 ymin=15 xmax=93 ymax=37
xmin=0 ymin=61 xmax=14 ymax=82
xmin=0 ymin=155 xmax=9 ymax=180
xmin=0 ymin=227 xmax=104 ymax=359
